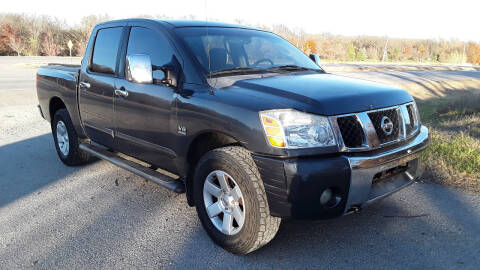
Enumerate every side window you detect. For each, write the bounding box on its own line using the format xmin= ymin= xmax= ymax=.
xmin=127 ymin=27 xmax=176 ymax=80
xmin=91 ymin=27 xmax=123 ymax=75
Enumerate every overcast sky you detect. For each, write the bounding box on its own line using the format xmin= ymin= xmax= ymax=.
xmin=3 ymin=0 xmax=479 ymax=42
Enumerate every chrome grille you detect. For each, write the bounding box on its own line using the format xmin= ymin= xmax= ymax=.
xmin=331 ymin=102 xmax=420 ymax=152
xmin=337 ymin=116 xmax=365 ymax=148
xmin=406 ymin=104 xmax=416 ymax=132
xmin=368 ymin=108 xmax=400 ymax=144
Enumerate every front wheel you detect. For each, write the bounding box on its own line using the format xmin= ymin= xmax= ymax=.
xmin=193 ymin=146 xmax=281 ymax=254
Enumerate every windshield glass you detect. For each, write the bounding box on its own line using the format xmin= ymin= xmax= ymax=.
xmin=174 ymin=27 xmax=321 ymax=75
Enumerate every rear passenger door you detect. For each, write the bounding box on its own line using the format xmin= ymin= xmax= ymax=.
xmin=79 ymin=26 xmax=125 ymax=147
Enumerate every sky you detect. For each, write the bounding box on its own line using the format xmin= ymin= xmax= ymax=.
xmin=2 ymin=0 xmax=479 ymax=42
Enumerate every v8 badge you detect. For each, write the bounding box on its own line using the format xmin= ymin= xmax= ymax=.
xmin=177 ymin=125 xmax=187 ymax=135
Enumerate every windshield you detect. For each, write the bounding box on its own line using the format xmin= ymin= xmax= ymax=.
xmin=174 ymin=27 xmax=321 ymax=75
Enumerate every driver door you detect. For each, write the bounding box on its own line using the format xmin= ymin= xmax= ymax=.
xmin=113 ymin=26 xmax=178 ymax=172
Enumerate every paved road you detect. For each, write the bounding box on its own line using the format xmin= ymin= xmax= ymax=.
xmin=1 ymin=57 xmax=480 ymax=269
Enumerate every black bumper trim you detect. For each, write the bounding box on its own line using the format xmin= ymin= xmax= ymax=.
xmin=253 ymin=154 xmax=351 ymax=219
xmin=252 ymin=126 xmax=429 ymax=220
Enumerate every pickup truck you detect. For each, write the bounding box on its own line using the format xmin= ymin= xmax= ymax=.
xmin=36 ymin=19 xmax=429 ymax=254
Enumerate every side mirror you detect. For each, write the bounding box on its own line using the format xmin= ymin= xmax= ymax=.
xmin=309 ymin=53 xmax=321 ymax=66
xmin=126 ymin=54 xmax=153 ymax=84
xmin=152 ymin=55 xmax=181 ymax=89
xmin=153 ymin=65 xmax=177 ymax=88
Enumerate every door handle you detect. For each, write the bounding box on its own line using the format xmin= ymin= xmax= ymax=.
xmin=79 ymin=81 xmax=90 ymax=90
xmin=114 ymin=88 xmax=129 ymax=97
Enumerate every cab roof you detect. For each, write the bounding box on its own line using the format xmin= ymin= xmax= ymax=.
xmin=97 ymin=18 xmax=258 ymax=30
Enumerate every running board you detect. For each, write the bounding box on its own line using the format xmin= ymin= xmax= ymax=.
xmin=79 ymin=143 xmax=185 ymax=193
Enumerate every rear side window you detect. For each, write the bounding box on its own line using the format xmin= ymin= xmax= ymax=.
xmin=91 ymin=27 xmax=123 ymax=74
xmin=127 ymin=27 xmax=176 ymax=79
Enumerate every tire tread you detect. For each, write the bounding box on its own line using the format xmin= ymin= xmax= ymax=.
xmin=52 ymin=109 xmax=89 ymax=166
xmin=208 ymin=146 xmax=281 ymax=254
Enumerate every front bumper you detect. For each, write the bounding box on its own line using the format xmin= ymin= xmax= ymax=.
xmin=252 ymin=126 xmax=429 ymax=219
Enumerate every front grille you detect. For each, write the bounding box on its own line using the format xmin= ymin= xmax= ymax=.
xmin=368 ymin=109 xmax=400 ymax=144
xmin=406 ymin=105 xmax=415 ymax=129
xmin=337 ymin=116 xmax=364 ymax=148
xmin=406 ymin=104 xmax=416 ymax=134
xmin=333 ymin=102 xmax=419 ymax=151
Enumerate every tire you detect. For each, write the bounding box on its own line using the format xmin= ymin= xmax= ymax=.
xmin=51 ymin=108 xmax=89 ymax=166
xmin=193 ymin=146 xmax=281 ymax=254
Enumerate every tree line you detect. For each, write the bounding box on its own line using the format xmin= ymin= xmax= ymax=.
xmin=1 ymin=13 xmax=479 ymax=65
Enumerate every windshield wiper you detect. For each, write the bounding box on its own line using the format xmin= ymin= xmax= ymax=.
xmin=265 ymin=65 xmax=323 ymax=72
xmin=209 ymin=67 xmax=264 ymax=77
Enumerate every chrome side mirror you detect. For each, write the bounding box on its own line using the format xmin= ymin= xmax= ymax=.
xmin=309 ymin=53 xmax=321 ymax=66
xmin=126 ymin=54 xmax=153 ymax=84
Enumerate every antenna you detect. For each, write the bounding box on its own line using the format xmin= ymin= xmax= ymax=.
xmin=205 ymin=0 xmax=211 ymax=75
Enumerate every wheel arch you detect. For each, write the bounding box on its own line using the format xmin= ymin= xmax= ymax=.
xmin=185 ymin=131 xmax=243 ymax=206
xmin=49 ymin=96 xmax=67 ymax=123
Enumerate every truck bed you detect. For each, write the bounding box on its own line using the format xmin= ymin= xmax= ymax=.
xmin=36 ymin=63 xmax=81 ymax=123
xmin=44 ymin=63 xmax=81 ymax=73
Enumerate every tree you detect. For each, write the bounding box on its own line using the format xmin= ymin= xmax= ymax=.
xmin=418 ymin=44 xmax=427 ymax=61
xmin=0 ymin=24 xmax=15 ymax=55
xmin=303 ymin=39 xmax=317 ymax=55
xmin=25 ymin=16 xmax=44 ymax=55
xmin=0 ymin=12 xmax=473 ymax=62
xmin=41 ymin=32 xmax=60 ymax=56
xmin=366 ymin=46 xmax=379 ymax=61
xmin=466 ymin=42 xmax=480 ymax=65
xmin=73 ymin=14 xmax=111 ymax=56
xmin=391 ymin=48 xmax=400 ymax=61
xmin=357 ymin=47 xmax=368 ymax=61
xmin=2 ymin=24 xmax=27 ymax=56
xmin=347 ymin=43 xmax=356 ymax=61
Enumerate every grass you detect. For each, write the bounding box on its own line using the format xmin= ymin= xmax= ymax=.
xmin=421 ymin=132 xmax=480 ymax=174
xmin=417 ymin=91 xmax=480 ymax=192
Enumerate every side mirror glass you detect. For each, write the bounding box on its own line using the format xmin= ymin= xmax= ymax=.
xmin=309 ymin=53 xmax=321 ymax=66
xmin=152 ymin=55 xmax=181 ymax=89
xmin=126 ymin=54 xmax=153 ymax=84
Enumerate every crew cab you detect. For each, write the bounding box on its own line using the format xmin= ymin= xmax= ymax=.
xmin=36 ymin=19 xmax=429 ymax=254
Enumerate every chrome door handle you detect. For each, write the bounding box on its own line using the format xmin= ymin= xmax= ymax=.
xmin=79 ymin=81 xmax=90 ymax=89
xmin=114 ymin=89 xmax=129 ymax=97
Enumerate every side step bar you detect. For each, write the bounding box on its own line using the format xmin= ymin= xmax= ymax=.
xmin=79 ymin=143 xmax=185 ymax=193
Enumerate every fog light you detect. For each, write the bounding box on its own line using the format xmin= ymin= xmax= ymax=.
xmin=320 ymin=188 xmax=333 ymax=205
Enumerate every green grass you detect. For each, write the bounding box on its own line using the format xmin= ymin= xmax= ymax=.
xmin=421 ymin=132 xmax=480 ymax=174
xmin=416 ymin=92 xmax=480 ymax=192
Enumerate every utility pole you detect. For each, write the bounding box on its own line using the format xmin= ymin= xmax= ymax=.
xmin=462 ymin=42 xmax=466 ymax=64
xmin=382 ymin=38 xmax=389 ymax=62
xmin=67 ymin=40 xmax=73 ymax=57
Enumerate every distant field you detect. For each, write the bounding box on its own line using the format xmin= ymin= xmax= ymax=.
xmin=322 ymin=62 xmax=480 ymax=72
xmin=5 ymin=56 xmax=480 ymax=72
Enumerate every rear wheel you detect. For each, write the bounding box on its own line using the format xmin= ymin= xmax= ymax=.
xmin=52 ymin=108 xmax=89 ymax=166
xmin=193 ymin=146 xmax=281 ymax=254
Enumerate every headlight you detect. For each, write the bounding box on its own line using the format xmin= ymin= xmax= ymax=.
xmin=259 ymin=109 xmax=337 ymax=149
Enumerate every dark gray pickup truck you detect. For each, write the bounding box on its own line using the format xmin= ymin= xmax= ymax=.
xmin=36 ymin=19 xmax=429 ymax=254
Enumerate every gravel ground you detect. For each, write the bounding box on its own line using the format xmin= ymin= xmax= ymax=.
xmin=1 ymin=56 xmax=480 ymax=269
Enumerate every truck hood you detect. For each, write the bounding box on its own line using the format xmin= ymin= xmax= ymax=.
xmin=215 ymin=73 xmax=413 ymax=116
